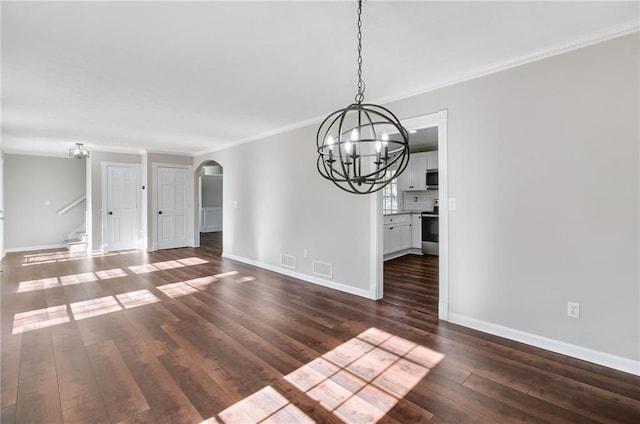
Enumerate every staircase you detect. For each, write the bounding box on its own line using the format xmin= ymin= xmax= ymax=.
xmin=65 ymin=226 xmax=88 ymax=253
xmin=57 ymin=195 xmax=88 ymax=253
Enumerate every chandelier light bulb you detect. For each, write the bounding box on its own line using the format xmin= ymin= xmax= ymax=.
xmin=345 ymin=141 xmax=353 ymax=154
xmin=381 ymin=132 xmax=389 ymax=146
xmin=350 ymin=128 xmax=359 ymax=141
xmin=375 ymin=141 xmax=382 ymax=152
xmin=326 ymin=135 xmax=335 ymax=151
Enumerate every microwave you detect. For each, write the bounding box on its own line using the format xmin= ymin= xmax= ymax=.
xmin=426 ymin=170 xmax=438 ymax=190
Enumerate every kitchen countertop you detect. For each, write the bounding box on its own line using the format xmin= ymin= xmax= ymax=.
xmin=384 ymin=211 xmax=437 ymax=216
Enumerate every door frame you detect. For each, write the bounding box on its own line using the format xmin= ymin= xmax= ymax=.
xmin=152 ymin=162 xmax=194 ymax=251
xmin=101 ymin=161 xmax=142 ymax=253
xmin=371 ymin=109 xmax=450 ymax=321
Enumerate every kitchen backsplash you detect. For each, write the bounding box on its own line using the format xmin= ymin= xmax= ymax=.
xmin=403 ymin=190 xmax=439 ymax=212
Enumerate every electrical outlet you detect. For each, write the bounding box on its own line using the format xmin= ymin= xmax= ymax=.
xmin=567 ymin=301 xmax=580 ymax=318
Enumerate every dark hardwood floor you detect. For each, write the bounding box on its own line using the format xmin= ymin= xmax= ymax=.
xmin=1 ymin=234 xmax=639 ymax=423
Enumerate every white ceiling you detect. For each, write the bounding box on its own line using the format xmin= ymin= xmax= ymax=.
xmin=2 ymin=1 xmax=638 ymax=157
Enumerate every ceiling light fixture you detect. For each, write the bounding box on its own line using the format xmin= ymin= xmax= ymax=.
xmin=69 ymin=143 xmax=90 ymax=159
xmin=316 ymin=0 xmax=409 ymax=194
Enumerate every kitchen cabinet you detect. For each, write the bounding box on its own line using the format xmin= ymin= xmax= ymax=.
xmin=426 ymin=151 xmax=438 ymax=170
xmin=411 ymin=213 xmax=421 ymax=249
xmin=383 ymin=214 xmax=412 ymax=255
xmin=398 ymin=152 xmax=427 ymax=191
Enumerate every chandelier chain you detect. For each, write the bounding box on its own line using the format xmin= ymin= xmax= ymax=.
xmin=355 ymin=0 xmax=365 ymax=104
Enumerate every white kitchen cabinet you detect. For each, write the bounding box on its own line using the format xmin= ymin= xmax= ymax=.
xmin=383 ymin=214 xmax=412 ymax=255
xmin=426 ymin=151 xmax=438 ymax=170
xmin=411 ymin=213 xmax=421 ymax=249
xmin=398 ymin=152 xmax=427 ymax=191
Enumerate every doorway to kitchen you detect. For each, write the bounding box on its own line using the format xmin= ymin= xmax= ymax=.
xmin=373 ymin=110 xmax=449 ymax=321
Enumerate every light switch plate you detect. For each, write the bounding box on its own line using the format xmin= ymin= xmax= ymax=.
xmin=448 ymin=197 xmax=457 ymax=211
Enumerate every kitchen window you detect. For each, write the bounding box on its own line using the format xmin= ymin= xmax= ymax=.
xmin=382 ymin=169 xmax=398 ymax=214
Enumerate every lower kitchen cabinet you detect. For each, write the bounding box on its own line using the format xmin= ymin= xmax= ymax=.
xmin=383 ymin=214 xmax=413 ymax=255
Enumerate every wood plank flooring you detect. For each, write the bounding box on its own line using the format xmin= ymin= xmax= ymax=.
xmin=1 ymin=233 xmax=639 ymax=423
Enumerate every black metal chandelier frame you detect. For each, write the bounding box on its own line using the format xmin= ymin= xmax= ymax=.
xmin=316 ymin=0 xmax=410 ymax=194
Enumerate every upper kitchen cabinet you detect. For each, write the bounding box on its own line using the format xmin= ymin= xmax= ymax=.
xmin=398 ymin=152 xmax=427 ymax=191
xmin=426 ymin=151 xmax=438 ymax=170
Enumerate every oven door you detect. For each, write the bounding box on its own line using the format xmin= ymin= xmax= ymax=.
xmin=421 ymin=216 xmax=439 ymax=242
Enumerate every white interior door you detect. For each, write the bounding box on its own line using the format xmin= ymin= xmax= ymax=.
xmin=0 ymin=157 xmax=4 ymax=260
xmin=157 ymin=165 xmax=192 ymax=249
xmin=104 ymin=163 xmax=140 ymax=251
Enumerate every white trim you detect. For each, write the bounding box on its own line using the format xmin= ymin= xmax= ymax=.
xmin=152 ymin=162 xmax=195 ymax=251
xmin=449 ymin=313 xmax=640 ymax=377
xmin=5 ymin=243 xmax=67 ymax=253
xmin=370 ymin=192 xmax=383 ymax=300
xmin=222 ymin=253 xmax=376 ymax=300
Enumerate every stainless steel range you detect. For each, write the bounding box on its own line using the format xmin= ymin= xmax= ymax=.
xmin=421 ymin=206 xmax=439 ymax=256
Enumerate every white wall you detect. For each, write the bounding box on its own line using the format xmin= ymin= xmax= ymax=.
xmin=197 ymin=33 xmax=639 ymax=370
xmin=386 ymin=33 xmax=639 ymax=367
xmin=5 ymin=154 xmax=86 ymax=250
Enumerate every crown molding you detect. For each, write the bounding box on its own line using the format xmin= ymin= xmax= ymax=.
xmin=196 ymin=20 xmax=639 ymax=157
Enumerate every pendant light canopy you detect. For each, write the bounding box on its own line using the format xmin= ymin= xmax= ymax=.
xmin=69 ymin=143 xmax=90 ymax=159
xmin=316 ymin=0 xmax=409 ymax=194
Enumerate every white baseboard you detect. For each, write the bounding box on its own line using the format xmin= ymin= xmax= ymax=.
xmin=5 ymin=243 xmax=67 ymax=253
xmin=222 ymin=253 xmax=376 ymax=300
xmin=448 ymin=313 xmax=640 ymax=377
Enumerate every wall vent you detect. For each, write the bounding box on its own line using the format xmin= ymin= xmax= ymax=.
xmin=312 ymin=261 xmax=333 ymax=278
xmin=280 ymin=254 xmax=296 ymax=269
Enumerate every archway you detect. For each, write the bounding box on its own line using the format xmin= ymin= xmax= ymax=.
xmin=193 ymin=160 xmax=223 ymax=255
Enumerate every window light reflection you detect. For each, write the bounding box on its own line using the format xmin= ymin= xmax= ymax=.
xmin=60 ymin=272 xmax=98 ymax=286
xmin=115 ymin=289 xmax=160 ymax=309
xmin=12 ymin=305 xmax=70 ymax=334
xmin=17 ymin=277 xmax=60 ymax=293
xmin=70 ymin=296 xmax=122 ymax=320
xmin=217 ymin=386 xmax=312 ymax=424
xmin=206 ymin=328 xmax=443 ymax=424
xmin=285 ymin=327 xmax=442 ymax=423
xmin=157 ymin=276 xmax=218 ymax=298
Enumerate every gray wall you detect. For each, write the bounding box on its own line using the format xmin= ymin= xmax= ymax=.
xmin=196 ymin=33 xmax=639 ymax=364
xmin=5 ymin=154 xmax=86 ymax=249
xmin=195 ymin=125 xmax=373 ymax=294
xmin=202 ymin=175 xmax=222 ymax=208
xmin=386 ymin=33 xmax=639 ymax=362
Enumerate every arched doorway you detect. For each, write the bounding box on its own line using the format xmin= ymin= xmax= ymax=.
xmin=194 ymin=160 xmax=223 ymax=255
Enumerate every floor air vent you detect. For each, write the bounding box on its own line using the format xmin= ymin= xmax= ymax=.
xmin=312 ymin=261 xmax=333 ymax=278
xmin=280 ymin=254 xmax=296 ymax=269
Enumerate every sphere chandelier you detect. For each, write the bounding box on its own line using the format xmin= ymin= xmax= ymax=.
xmin=316 ymin=0 xmax=410 ymax=194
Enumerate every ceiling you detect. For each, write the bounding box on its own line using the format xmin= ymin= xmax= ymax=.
xmin=2 ymin=1 xmax=638 ymax=157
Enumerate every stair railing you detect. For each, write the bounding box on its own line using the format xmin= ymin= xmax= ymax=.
xmin=57 ymin=195 xmax=86 ymax=216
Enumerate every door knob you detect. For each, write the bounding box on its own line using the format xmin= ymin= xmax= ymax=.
xmin=108 ymin=211 xmax=113 ymax=215
xmin=158 ymin=211 xmax=163 ymax=215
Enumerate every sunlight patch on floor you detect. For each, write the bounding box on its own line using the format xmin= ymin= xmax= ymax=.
xmin=217 ymin=386 xmax=313 ymax=424
xmin=17 ymin=277 xmax=60 ymax=293
xmin=17 ymin=268 xmax=129 ymax=293
xmin=20 ymin=249 xmax=140 ymax=266
xmin=70 ymin=296 xmax=123 ymax=320
xmin=115 ymin=289 xmax=161 ymax=309
xmin=203 ymin=327 xmax=443 ymax=423
xmin=12 ymin=305 xmax=70 ymax=334
xmin=157 ymin=276 xmax=219 ymax=298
